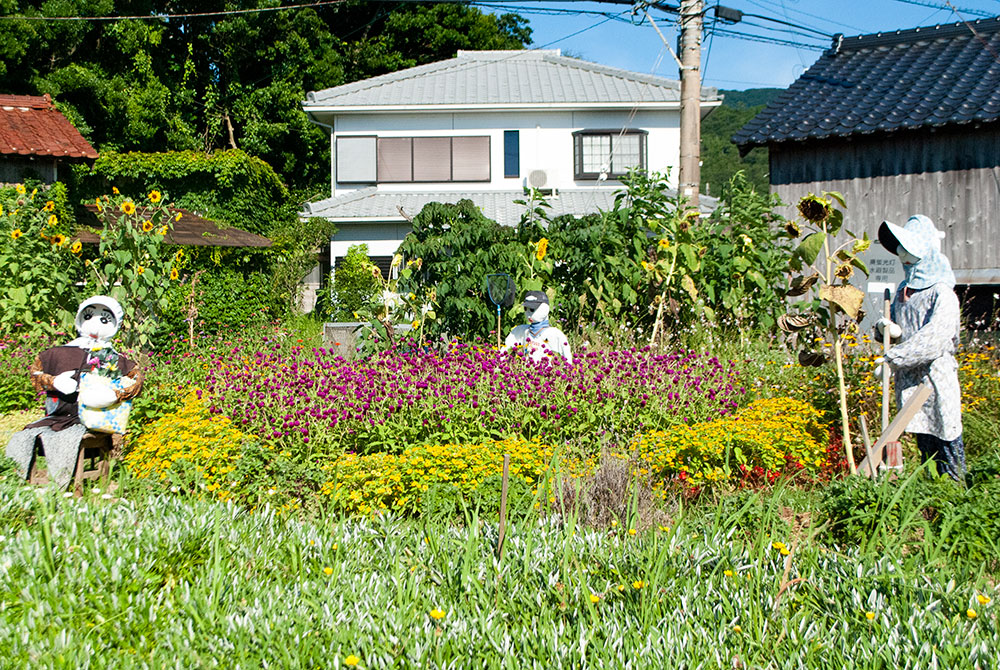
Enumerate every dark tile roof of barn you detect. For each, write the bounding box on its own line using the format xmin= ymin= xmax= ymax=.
xmin=0 ymin=94 xmax=98 ymax=159
xmin=733 ymin=17 xmax=1000 ymax=150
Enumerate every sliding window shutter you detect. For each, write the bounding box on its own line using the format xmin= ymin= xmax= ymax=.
xmin=413 ymin=137 xmax=452 ymax=181
xmin=336 ymin=137 xmax=376 ymax=183
xmin=452 ymin=136 xmax=490 ymax=181
xmin=377 ymin=138 xmax=413 ymax=182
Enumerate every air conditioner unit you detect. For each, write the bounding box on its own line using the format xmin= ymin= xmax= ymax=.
xmin=528 ymin=169 xmax=548 ymax=189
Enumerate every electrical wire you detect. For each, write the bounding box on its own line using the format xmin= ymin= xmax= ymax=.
xmin=887 ymin=0 xmax=993 ymax=18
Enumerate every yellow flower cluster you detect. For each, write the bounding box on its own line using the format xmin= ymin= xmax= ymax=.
xmin=630 ymin=398 xmax=828 ymax=485
xmin=957 ymin=346 xmax=998 ymax=413
xmin=125 ymin=392 xmax=263 ymax=501
xmin=319 ymin=438 xmax=590 ymax=515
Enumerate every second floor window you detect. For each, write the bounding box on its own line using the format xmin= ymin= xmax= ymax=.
xmin=337 ymin=135 xmax=491 ymax=184
xmin=573 ymin=129 xmax=647 ymax=180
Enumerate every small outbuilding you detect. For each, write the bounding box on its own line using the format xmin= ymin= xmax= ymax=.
xmin=733 ymin=17 xmax=1000 ymax=306
xmin=0 ymin=94 xmax=98 ymax=183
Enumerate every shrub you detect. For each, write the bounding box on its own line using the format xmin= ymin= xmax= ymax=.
xmin=157 ymin=268 xmax=274 ymax=342
xmin=330 ymin=244 xmax=379 ymax=321
xmin=0 ymin=336 xmax=43 ymax=413
xmin=631 ymin=397 xmax=828 ymax=486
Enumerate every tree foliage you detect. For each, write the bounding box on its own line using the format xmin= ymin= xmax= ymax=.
xmin=1 ymin=0 xmax=531 ymax=195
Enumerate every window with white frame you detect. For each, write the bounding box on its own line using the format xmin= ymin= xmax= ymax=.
xmin=572 ymin=129 xmax=647 ymax=180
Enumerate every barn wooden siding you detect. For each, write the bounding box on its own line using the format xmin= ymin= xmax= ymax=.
xmin=768 ymin=126 xmax=1000 ymax=285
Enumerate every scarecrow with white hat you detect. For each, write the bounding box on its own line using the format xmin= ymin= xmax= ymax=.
xmin=5 ymin=296 xmax=144 ymax=489
xmin=876 ymin=215 xmax=964 ymax=483
xmin=504 ymin=290 xmax=573 ymax=364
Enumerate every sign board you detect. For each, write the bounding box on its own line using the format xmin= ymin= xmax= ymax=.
xmin=852 ymin=241 xmax=905 ymax=335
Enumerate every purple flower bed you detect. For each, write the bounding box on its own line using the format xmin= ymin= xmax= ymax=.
xmin=202 ymin=341 xmax=746 ymax=456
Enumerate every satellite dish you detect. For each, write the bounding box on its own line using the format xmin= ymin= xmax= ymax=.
xmin=528 ymin=169 xmax=548 ymax=188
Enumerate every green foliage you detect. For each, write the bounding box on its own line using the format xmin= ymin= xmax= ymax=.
xmin=698 ymin=172 xmax=791 ymax=331
xmin=87 ymin=150 xmax=292 ymax=235
xmin=86 ymin=190 xmax=179 ymax=350
xmin=0 ymin=183 xmax=82 ymax=335
xmin=266 ymin=215 xmax=338 ymax=316
xmin=700 ymin=104 xmax=770 ymax=196
xmin=329 ymin=244 xmax=379 ymax=321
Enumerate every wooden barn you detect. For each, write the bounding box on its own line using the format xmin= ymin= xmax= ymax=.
xmin=734 ymin=17 xmax=1000 ymax=313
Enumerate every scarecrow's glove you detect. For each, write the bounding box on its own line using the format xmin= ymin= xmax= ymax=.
xmin=872 ymin=357 xmax=892 ymax=382
xmin=51 ymin=371 xmax=78 ymax=395
xmin=875 ymin=318 xmax=902 ymax=340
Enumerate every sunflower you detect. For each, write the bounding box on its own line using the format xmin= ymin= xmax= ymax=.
xmin=535 ymin=237 xmax=549 ymax=261
xmin=70 ymin=240 xmax=82 ymax=254
xmin=15 ymin=184 xmax=25 ymax=195
xmin=112 ymin=187 xmax=120 ymax=195
xmin=43 ymin=200 xmax=55 ymax=212
xmin=51 ymin=233 xmax=67 ymax=247
xmin=122 ymin=200 xmax=136 ymax=216
xmin=47 ymin=214 xmax=58 ymax=227
xmin=10 ymin=228 xmax=23 ymax=240
xmin=142 ymin=220 xmax=154 ymax=233
xmin=657 ymin=237 xmax=670 ymax=249
xmin=175 ymin=212 xmax=182 ymax=222
xmin=170 ymin=267 xmax=179 ymax=281
xmin=158 ymin=225 xmax=168 ymax=236
xmin=95 ymin=198 xmax=103 ymax=212
xmin=148 ymin=190 xmax=162 ymax=203
xmin=174 ymin=249 xmax=184 ymax=262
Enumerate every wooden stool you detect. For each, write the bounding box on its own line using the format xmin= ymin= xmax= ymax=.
xmin=27 ymin=431 xmax=113 ymax=492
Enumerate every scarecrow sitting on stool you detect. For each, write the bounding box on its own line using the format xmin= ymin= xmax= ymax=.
xmin=5 ymin=296 xmax=144 ymax=490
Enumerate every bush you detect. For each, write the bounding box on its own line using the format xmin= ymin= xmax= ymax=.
xmin=631 ymin=397 xmax=829 ymax=486
xmin=0 ymin=336 xmax=42 ymax=413
xmin=156 ymin=268 xmax=274 ymax=342
xmin=329 ymin=244 xmax=379 ymax=321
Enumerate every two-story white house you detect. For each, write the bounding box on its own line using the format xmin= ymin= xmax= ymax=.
xmin=300 ymin=49 xmax=721 ymax=305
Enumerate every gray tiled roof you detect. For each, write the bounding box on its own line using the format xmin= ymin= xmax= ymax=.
xmin=734 ymin=17 xmax=1000 ymax=148
xmin=304 ymin=187 xmax=716 ymax=225
xmin=304 ymin=50 xmax=719 ymax=108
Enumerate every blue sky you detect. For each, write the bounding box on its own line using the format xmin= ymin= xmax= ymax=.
xmin=494 ymin=0 xmax=1000 ymax=90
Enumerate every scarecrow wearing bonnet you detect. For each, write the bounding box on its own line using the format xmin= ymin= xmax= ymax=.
xmin=877 ymin=215 xmax=964 ymax=483
xmin=5 ymin=296 xmax=143 ymax=489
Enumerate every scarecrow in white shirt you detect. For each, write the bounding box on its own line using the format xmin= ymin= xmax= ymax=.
xmin=504 ymin=291 xmax=572 ymax=364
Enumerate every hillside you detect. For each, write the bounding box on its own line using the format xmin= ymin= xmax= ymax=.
xmin=700 ymin=88 xmax=783 ymax=197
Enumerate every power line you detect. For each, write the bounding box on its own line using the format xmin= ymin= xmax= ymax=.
xmin=707 ymin=25 xmax=827 ymax=51
xmin=887 ymin=0 xmax=994 ymax=18
xmin=0 ymin=0 xmax=357 ymax=21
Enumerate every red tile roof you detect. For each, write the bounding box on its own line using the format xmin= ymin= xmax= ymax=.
xmin=0 ymin=94 xmax=98 ymax=160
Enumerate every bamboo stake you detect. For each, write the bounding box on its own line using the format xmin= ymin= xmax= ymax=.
xmin=859 ymin=413 xmax=875 ymax=480
xmin=882 ymin=288 xmax=892 ymax=432
xmin=497 ymin=454 xmax=510 ymax=561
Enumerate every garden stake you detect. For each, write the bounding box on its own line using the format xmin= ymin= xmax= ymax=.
xmin=497 ymin=453 xmax=510 ymax=561
xmin=881 ymin=288 xmax=904 ymax=472
xmin=859 ymin=413 xmax=875 ymax=480
xmin=486 ymin=273 xmax=515 ymax=349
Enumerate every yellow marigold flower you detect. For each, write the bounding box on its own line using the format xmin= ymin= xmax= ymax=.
xmin=429 ymin=608 xmax=445 ymax=620
xmin=535 ymin=237 xmax=548 ymax=261
xmin=344 ymin=655 xmax=360 ymax=667
xmin=43 ymin=200 xmax=55 ymax=212
xmin=15 ymin=184 xmax=25 ymax=194
xmin=148 ymin=190 xmax=162 ymax=203
xmin=977 ymin=594 xmax=991 ymax=605
xmin=71 ymin=240 xmax=83 ymax=254
xmin=112 ymin=187 xmax=120 ymax=195
xmin=589 ymin=594 xmax=601 ymax=603
xmin=122 ymin=200 xmax=136 ymax=215
xmin=47 ymin=214 xmax=58 ymax=226
xmin=10 ymin=229 xmax=23 ymax=240
xmin=967 ymin=609 xmax=977 ymax=619
xmin=142 ymin=220 xmax=154 ymax=232
xmin=323 ymin=566 xmax=333 ymax=576
xmin=865 ymin=611 xmax=875 ymax=621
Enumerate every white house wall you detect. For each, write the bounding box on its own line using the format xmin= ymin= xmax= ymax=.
xmin=326 ymin=109 xmax=681 ymax=197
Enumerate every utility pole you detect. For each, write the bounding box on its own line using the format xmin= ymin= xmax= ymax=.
xmin=678 ymin=0 xmax=703 ymax=208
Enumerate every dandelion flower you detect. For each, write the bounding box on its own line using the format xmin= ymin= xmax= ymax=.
xmin=589 ymin=594 xmax=601 ymax=603
xmin=732 ymin=625 xmax=742 ymax=633
xmin=723 ymin=570 xmax=734 ymax=577
xmin=659 ymin=526 xmax=670 ymax=533
xmin=628 ymin=528 xmax=637 ymax=536
xmin=617 ymin=584 xmax=625 ymax=592
xmin=632 ymin=580 xmax=645 ymax=590
xmin=771 ymin=542 xmax=786 ymax=550
xmin=323 ymin=566 xmax=333 ymax=576
xmin=865 ymin=612 xmax=875 ymax=621
xmin=977 ymin=594 xmax=991 ymax=605
xmin=967 ymin=609 xmax=977 ymax=619
xmin=429 ymin=608 xmax=445 ymax=620
xmin=344 ymin=655 xmax=360 ymax=667
xmin=148 ymin=190 xmax=162 ymax=203
xmin=779 ymin=547 xmax=790 ymax=556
